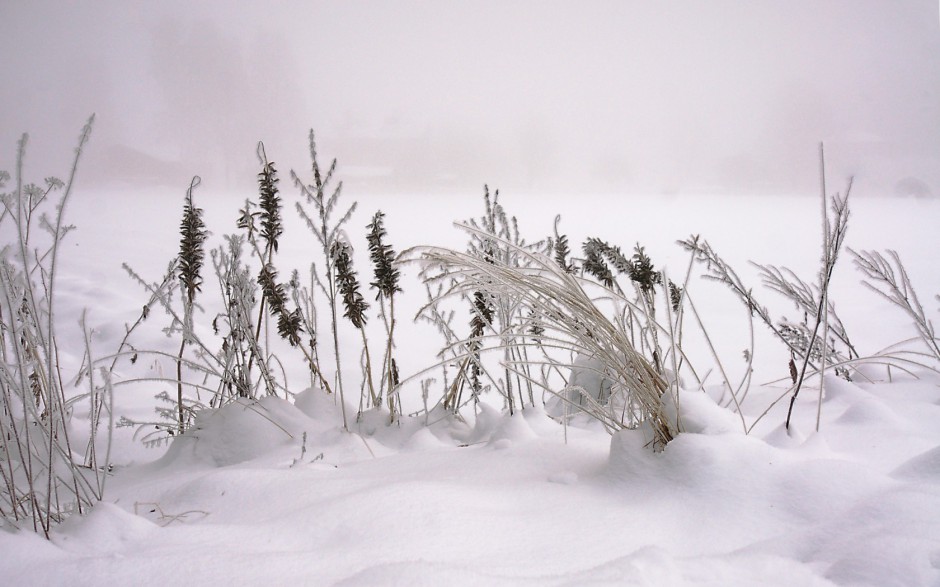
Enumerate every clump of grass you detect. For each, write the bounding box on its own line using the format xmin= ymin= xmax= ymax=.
xmin=461 ymin=187 xmax=548 ymax=414
xmin=0 ymin=117 xmax=106 ymax=536
xmin=417 ymin=215 xmax=677 ymax=449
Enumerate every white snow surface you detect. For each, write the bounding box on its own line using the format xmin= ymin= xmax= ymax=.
xmin=1 ymin=188 xmax=939 ymax=586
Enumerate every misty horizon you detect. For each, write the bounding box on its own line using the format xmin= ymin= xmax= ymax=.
xmin=2 ymin=1 xmax=939 ymax=198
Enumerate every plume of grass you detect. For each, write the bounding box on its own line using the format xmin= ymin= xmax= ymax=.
xmin=551 ymin=215 xmax=573 ymax=274
xmin=248 ymin=142 xmax=305 ymax=382
xmin=176 ymin=176 xmax=208 ymax=433
xmin=367 ymin=210 xmax=403 ymax=421
xmin=331 ymin=239 xmax=377 ymax=413
xmin=468 ymin=289 xmax=495 ymax=404
xmin=119 ymin=185 xmax=260 ymax=441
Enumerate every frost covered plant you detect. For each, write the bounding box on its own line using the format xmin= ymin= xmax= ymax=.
xmin=331 ymin=239 xmax=377 ymax=413
xmin=468 ymin=290 xmax=495 ymax=403
xmin=784 ymin=173 xmax=851 ymax=431
xmin=678 ymin=234 xmax=786 ymax=353
xmin=850 ymin=248 xmax=940 ymax=364
xmin=220 ymin=145 xmax=326 ymax=399
xmin=419 ymin=225 xmax=676 ymax=450
xmin=580 ymin=238 xmax=665 ymax=372
xmin=293 ymin=131 xmax=356 ymax=429
xmin=415 ymin=283 xmax=467 ymax=411
xmin=176 ymin=177 xmax=208 ymax=432
xmin=367 ymin=210 xmax=403 ymax=420
xmin=0 ymin=117 xmax=106 ymax=536
xmin=247 ymin=145 xmax=305 ymax=360
xmin=680 ymin=148 xmax=853 ymax=432
xmin=121 ymin=178 xmax=235 ymax=440
xmin=755 ymin=263 xmax=857 ymax=369
xmin=210 ymin=234 xmax=258 ymax=400
xmin=458 ymin=187 xmax=548 ymax=414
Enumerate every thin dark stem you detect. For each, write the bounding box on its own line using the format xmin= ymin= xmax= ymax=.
xmin=177 ymin=338 xmax=186 ymax=434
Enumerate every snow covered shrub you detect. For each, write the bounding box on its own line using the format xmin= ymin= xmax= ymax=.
xmin=458 ymin=187 xmax=548 ymax=415
xmin=0 ymin=118 xmax=106 ymax=536
xmin=677 ymin=152 xmax=934 ymax=431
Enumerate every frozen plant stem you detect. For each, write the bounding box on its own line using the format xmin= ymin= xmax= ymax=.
xmin=292 ymin=132 xmax=356 ymax=429
xmin=367 ymin=211 xmax=403 ymax=420
xmin=331 ymin=240 xmax=377 ymax=411
xmin=785 ymin=145 xmax=851 ymax=433
xmin=177 ymin=177 xmax=207 ymax=434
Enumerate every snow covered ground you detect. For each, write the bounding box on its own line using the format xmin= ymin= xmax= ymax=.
xmin=1 ymin=184 xmax=939 ymax=586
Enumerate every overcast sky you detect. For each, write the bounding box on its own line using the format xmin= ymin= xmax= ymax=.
xmin=2 ymin=1 xmax=938 ymax=196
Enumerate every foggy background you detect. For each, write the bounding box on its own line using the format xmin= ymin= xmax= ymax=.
xmin=2 ymin=0 xmax=938 ymax=197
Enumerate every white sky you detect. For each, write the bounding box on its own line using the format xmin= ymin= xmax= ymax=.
xmin=1 ymin=0 xmax=938 ymax=196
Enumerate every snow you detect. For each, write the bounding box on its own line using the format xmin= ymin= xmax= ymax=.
xmin=1 ymin=186 xmax=939 ymax=586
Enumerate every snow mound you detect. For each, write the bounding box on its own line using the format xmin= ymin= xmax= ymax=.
xmin=665 ymin=389 xmax=744 ymax=436
xmin=334 ymin=560 xmax=516 ymax=587
xmin=892 ymin=445 xmax=940 ymax=483
xmin=51 ymin=502 xmax=157 ymax=555
xmin=452 ymin=403 xmax=540 ymax=448
xmin=835 ymin=394 xmax=906 ymax=427
xmin=159 ymin=396 xmax=317 ymax=467
xmin=545 ymin=354 xmax=612 ymax=418
xmin=293 ymin=386 xmax=348 ymax=425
